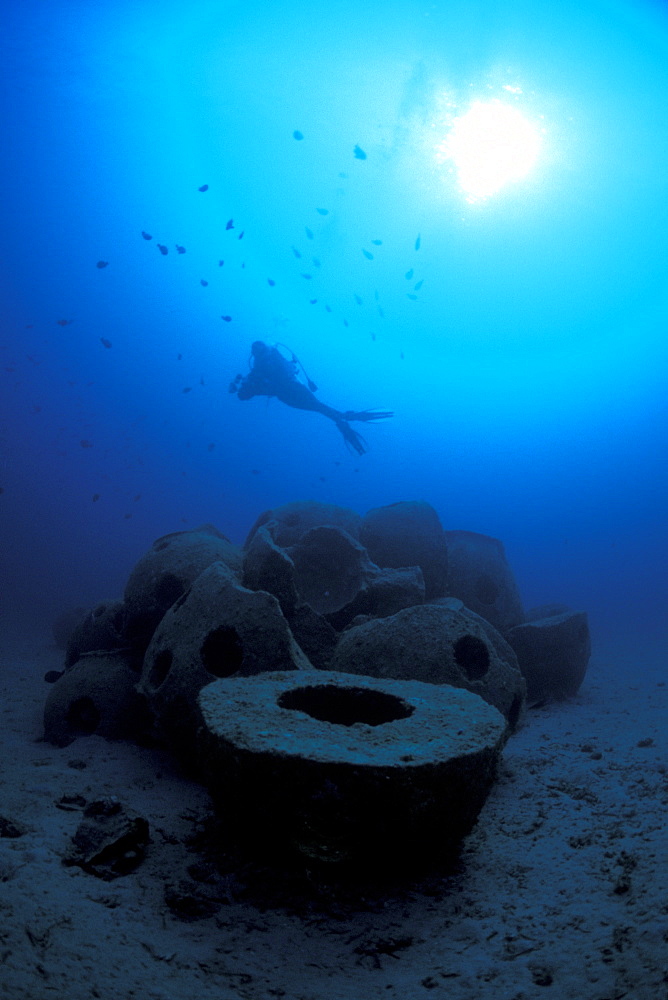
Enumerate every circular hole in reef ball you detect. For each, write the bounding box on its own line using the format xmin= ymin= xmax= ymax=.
xmin=453 ymin=634 xmax=491 ymax=681
xmin=278 ymin=684 xmax=415 ymax=727
xmin=200 ymin=627 xmax=245 ymax=678
xmin=67 ymin=696 xmax=101 ymax=735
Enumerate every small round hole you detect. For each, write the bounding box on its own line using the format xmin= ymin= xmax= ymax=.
xmin=67 ymin=697 xmax=100 ymax=735
xmin=200 ymin=627 xmax=244 ymax=678
xmin=453 ymin=634 xmax=490 ymax=680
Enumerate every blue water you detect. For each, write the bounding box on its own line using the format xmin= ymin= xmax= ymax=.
xmin=2 ymin=0 xmax=667 ymax=658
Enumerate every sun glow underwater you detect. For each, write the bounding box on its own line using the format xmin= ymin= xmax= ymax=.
xmin=438 ymin=97 xmax=544 ymax=203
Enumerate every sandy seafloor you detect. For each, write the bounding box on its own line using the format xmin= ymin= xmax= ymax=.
xmin=0 ymin=614 xmax=666 ymax=1000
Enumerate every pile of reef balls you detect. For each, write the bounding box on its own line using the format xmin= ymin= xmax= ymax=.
xmin=46 ymin=500 xmax=591 ymax=873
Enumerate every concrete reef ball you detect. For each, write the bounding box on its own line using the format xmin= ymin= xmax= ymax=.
xmin=196 ymin=670 xmax=507 ymax=872
xmin=360 ymin=499 xmax=449 ymax=600
xmin=444 ymin=529 xmax=524 ymax=634
xmin=44 ymin=650 xmax=146 ymax=748
xmin=64 ymin=600 xmax=126 ymax=668
xmin=244 ymin=500 xmax=362 ymax=549
xmin=123 ymin=524 xmax=243 ymax=651
xmin=139 ymin=561 xmax=311 ymax=749
xmin=506 ymin=609 xmax=591 ymax=704
xmin=52 ymin=606 xmax=89 ymax=650
xmin=243 ymin=522 xmax=425 ymax=630
xmin=330 ymin=603 xmax=526 ymax=731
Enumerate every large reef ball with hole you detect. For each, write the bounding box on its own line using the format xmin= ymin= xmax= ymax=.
xmin=359 ymin=499 xmax=449 ymax=600
xmin=244 ymin=499 xmax=362 ymax=549
xmin=64 ymin=599 xmax=126 ymax=667
xmin=443 ymin=530 xmax=524 ymax=634
xmin=196 ymin=670 xmax=507 ymax=873
xmin=329 ymin=603 xmax=525 ymax=731
xmin=44 ymin=650 xmax=146 ymax=747
xmin=123 ymin=524 xmax=243 ymax=652
xmin=138 ymin=561 xmax=310 ymax=751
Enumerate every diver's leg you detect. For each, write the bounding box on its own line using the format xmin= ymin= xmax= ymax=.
xmin=276 ymin=382 xmax=345 ymax=420
xmin=335 ymin=420 xmax=367 ymax=455
xmin=275 ymin=382 xmax=369 ymax=452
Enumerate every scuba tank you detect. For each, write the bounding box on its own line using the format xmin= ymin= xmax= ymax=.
xmin=275 ymin=342 xmax=318 ymax=391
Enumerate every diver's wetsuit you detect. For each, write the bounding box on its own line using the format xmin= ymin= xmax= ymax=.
xmin=229 ymin=341 xmax=392 ymax=455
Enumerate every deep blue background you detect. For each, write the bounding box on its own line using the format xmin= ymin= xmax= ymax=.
xmin=2 ymin=0 xmax=667 ymax=659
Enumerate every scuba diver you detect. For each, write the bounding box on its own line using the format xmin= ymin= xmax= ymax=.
xmin=229 ymin=341 xmax=393 ymax=455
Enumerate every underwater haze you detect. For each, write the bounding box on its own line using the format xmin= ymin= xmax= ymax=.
xmin=2 ymin=0 xmax=668 ymax=659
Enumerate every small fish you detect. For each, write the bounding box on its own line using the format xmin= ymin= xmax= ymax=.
xmin=238 ymin=231 xmax=244 ymax=240
xmin=92 ymin=493 xmax=100 ymax=502
xmin=267 ymin=278 xmax=276 ymax=286
xmin=354 ymin=294 xmax=363 ymax=305
xmin=312 ymin=258 xmax=321 ymax=267
xmin=309 ymin=299 xmax=318 ymax=305
xmin=157 ymin=244 xmax=168 ymax=255
xmin=292 ymin=247 xmax=302 ymax=258
xmin=293 ymin=130 xmax=304 ymax=140
xmin=305 ymin=227 xmax=314 ymax=239
xmin=226 ymin=218 xmax=234 ymax=230
xmin=407 ymin=293 xmax=417 ymax=300
xmin=300 ymin=273 xmax=312 ymax=279
xmin=32 ymin=405 xmax=42 ymax=413
xmin=371 ymin=239 xmax=382 ymax=245
xmin=124 ymin=513 xmax=133 ymax=519
xmin=405 ymin=268 xmax=414 ymax=279
xmin=400 ymin=351 xmax=404 ymax=360
xmin=221 ymin=315 xmax=232 ymax=322
xmin=198 ymin=184 xmax=209 ymax=192
xmin=371 ymin=331 xmax=376 ymax=341
xmin=415 ymin=234 xmax=421 ymax=250
xmin=339 ymin=172 xmax=348 ymax=179
xmin=250 ymin=469 xmax=260 ymax=475
xmin=343 ymin=319 xmax=349 ymax=327
xmin=134 ymin=493 xmax=142 ymax=501
xmin=56 ymin=319 xmax=72 ymax=326
xmin=378 ymin=307 xmax=385 ymax=318
xmin=100 ymin=337 xmax=112 ymax=349
xmin=200 ymin=279 xmax=208 ymax=286
xmin=141 ymin=231 xmax=152 ymax=240
xmin=96 ymin=260 xmax=109 ymax=269
xmin=414 ymin=279 xmax=423 ymax=290
xmin=218 ymin=260 xmax=224 ymax=267
xmin=316 ymin=208 xmax=329 ymax=215
xmin=362 ymin=249 xmax=374 ymax=260
xmin=182 ymin=386 xmax=192 ymax=393
xmin=325 ymin=304 xmax=332 ymax=313
xmin=353 ymin=145 xmax=367 ymax=160
xmin=176 ymin=245 xmax=186 ymax=254
xmin=177 ymin=353 xmax=182 ymax=360
xmin=207 ymin=442 xmax=215 ymax=452
xmin=80 ymin=439 xmax=93 ymax=448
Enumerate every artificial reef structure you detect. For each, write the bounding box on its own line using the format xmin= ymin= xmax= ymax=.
xmin=46 ymin=499 xmax=591 ymax=874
